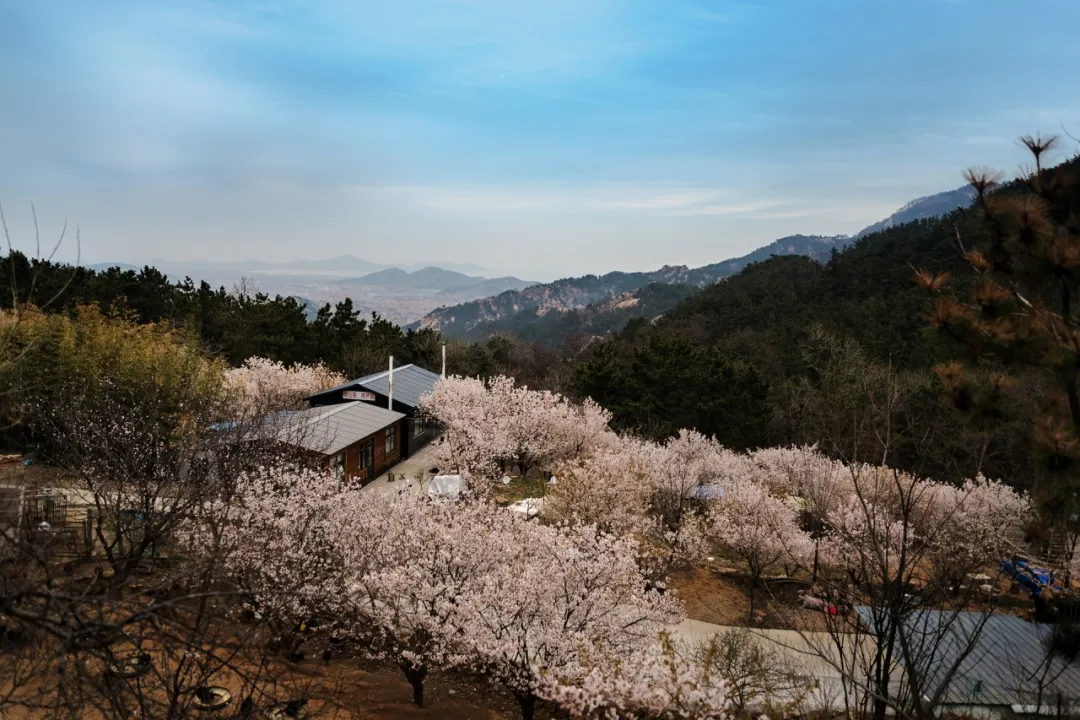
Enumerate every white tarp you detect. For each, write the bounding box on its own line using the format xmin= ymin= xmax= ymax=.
xmin=508 ymin=497 xmax=545 ymax=520
xmin=428 ymin=474 xmax=465 ymax=501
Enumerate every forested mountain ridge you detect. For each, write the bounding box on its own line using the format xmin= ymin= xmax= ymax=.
xmin=449 ymin=282 xmax=699 ymax=347
xmin=417 ymin=184 xmax=978 ymax=341
xmin=853 ymin=183 xmax=977 ymax=238
xmin=416 ymin=235 xmax=848 ymax=338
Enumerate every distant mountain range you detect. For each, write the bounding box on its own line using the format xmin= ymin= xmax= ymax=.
xmin=337 ymin=266 xmax=535 ymax=294
xmin=85 ymin=181 xmax=977 ymax=333
xmin=86 ymin=256 xmax=499 ymax=278
xmin=412 ymin=237 xmax=847 ymax=337
xmin=854 ymin=184 xmax=977 ymax=238
xmin=415 ymin=183 xmax=977 ymax=341
xmin=82 ymin=257 xmax=524 ymax=326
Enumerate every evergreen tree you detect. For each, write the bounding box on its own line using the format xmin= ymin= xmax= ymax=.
xmin=918 ymin=134 xmax=1080 ymax=508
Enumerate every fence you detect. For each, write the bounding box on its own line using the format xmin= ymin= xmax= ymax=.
xmin=22 ymin=491 xmax=95 ymax=559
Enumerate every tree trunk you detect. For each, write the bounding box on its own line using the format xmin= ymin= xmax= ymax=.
xmin=874 ymin=696 xmax=889 ymax=720
xmin=514 ymin=691 xmax=536 ymax=720
xmin=399 ymin=662 xmax=427 ymax=707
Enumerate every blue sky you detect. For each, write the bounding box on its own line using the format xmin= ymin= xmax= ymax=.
xmin=2 ymin=0 xmax=1079 ymax=279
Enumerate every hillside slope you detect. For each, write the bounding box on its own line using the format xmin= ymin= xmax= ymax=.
xmin=854 ymin=184 xmax=976 ymax=238
xmin=452 ymin=282 xmax=700 ymax=347
xmin=417 ymin=236 xmax=847 ymax=338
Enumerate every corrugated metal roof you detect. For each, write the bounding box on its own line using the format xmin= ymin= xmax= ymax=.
xmin=356 ymin=364 xmax=441 ymax=409
xmin=269 ymin=401 xmax=403 ymax=456
xmin=853 ymin=607 xmax=1080 ymax=707
xmin=309 ymin=363 xmax=441 ymax=409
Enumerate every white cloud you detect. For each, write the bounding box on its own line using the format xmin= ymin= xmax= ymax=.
xmin=366 ymin=183 xmax=784 ymax=216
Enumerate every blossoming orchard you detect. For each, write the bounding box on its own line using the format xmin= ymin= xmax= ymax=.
xmin=225 ymin=356 xmax=346 ymax=415
xmin=168 ymin=374 xmax=1039 ymax=719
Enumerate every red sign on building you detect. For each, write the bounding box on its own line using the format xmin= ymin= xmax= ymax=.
xmin=342 ymin=390 xmax=376 ymax=402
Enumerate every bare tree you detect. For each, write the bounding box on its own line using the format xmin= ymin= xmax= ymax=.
xmin=695 ymin=628 xmax=809 ymax=715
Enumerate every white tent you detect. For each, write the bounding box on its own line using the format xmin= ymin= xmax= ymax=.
xmin=428 ymin=474 xmax=465 ymax=501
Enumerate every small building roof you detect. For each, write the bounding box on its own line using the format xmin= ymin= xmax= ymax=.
xmin=309 ymin=363 xmax=441 ymax=409
xmin=853 ymin=607 xmax=1080 ymax=708
xmin=268 ymin=401 xmax=404 ymax=456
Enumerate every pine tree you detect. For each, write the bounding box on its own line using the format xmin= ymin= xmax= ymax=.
xmin=918 ymin=134 xmax=1080 ymax=509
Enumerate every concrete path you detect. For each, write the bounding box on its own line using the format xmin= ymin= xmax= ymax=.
xmin=670 ymin=618 xmax=872 ymax=713
xmin=362 ymin=442 xmax=441 ymax=497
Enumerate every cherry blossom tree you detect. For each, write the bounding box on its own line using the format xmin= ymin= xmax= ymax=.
xmin=549 ymin=431 xmax=740 ymax=578
xmin=462 ymin=521 xmax=683 ymax=720
xmin=745 ymin=445 xmax=853 ymax=523
xmin=226 ymin=356 xmax=345 ymax=416
xmin=419 ymin=374 xmax=614 ymax=480
xmin=213 ymin=464 xmax=683 ymax=716
xmin=200 ymin=466 xmax=365 ymax=652
xmin=546 ymin=436 xmax=656 ymax=538
xmin=419 ymin=374 xmax=508 ymax=478
xmin=205 ymin=469 xmax=488 ymax=704
xmin=921 ymin=474 xmax=1030 ymax=593
xmin=538 ymin=633 xmax=731 ymax=719
xmin=337 ymin=492 xmax=523 ymax=707
xmin=786 ymin=462 xmax=1031 ymax=720
xmin=710 ymin=481 xmax=814 ymax=617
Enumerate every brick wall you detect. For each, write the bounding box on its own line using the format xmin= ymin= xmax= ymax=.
xmin=373 ymin=426 xmax=401 ymax=476
xmin=333 ymin=422 xmax=404 ymax=486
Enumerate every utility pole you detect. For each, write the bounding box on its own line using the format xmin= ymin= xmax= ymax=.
xmin=388 ymin=355 xmax=394 ymax=409
xmin=441 ymin=344 xmax=446 ymax=379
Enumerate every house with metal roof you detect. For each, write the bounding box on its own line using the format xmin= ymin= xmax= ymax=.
xmin=306 ymin=363 xmax=441 ymax=459
xmin=853 ymin=607 xmax=1080 ymax=718
xmin=267 ymin=401 xmax=406 ymax=485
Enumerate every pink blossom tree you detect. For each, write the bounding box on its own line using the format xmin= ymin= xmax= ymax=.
xmin=745 ymin=445 xmax=853 ymax=523
xmin=419 ymin=374 xmax=614 ymax=480
xmin=795 ymin=462 xmax=1031 ymax=720
xmin=538 ymin=633 xmax=731 ymax=719
xmin=710 ymin=481 xmax=814 ymax=617
xmin=460 ymin=521 xmax=683 ymax=720
xmin=418 ymin=374 xmax=503 ymax=478
xmin=921 ymin=474 xmax=1030 ymax=596
xmin=336 ymin=491 xmax=523 ymax=707
xmin=207 ymin=470 xmax=491 ymax=704
xmin=549 ymin=431 xmax=739 ymax=578
xmin=226 ymin=356 xmax=346 ymax=416
xmin=201 ymin=466 xmax=365 ymax=649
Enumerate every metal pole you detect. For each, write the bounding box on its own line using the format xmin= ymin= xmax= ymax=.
xmin=441 ymin=344 xmax=446 ymax=379
xmin=388 ymin=355 xmax=394 ymax=409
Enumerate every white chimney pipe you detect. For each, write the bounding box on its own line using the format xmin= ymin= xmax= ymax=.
xmin=388 ymin=355 xmax=394 ymax=409
xmin=441 ymin=344 xmax=446 ymax=379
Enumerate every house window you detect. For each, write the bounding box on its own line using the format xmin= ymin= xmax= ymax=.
xmin=359 ymin=441 xmax=373 ymax=470
xmin=413 ymin=417 xmax=425 ymax=438
xmin=386 ymin=424 xmax=396 ymax=453
xmin=329 ymin=452 xmax=345 ymax=480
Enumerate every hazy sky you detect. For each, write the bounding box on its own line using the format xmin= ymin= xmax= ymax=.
xmin=2 ymin=1 xmax=1079 ymax=280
